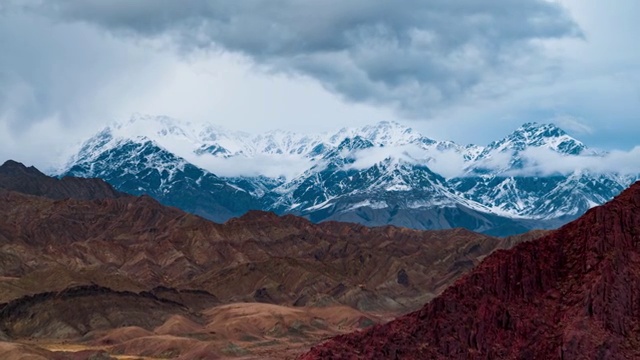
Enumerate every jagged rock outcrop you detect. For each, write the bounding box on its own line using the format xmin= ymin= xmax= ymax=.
xmin=302 ymin=182 xmax=640 ymax=359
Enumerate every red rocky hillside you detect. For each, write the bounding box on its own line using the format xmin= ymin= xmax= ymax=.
xmin=302 ymin=181 xmax=640 ymax=359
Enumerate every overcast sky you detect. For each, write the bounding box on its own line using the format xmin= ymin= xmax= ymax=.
xmin=1 ymin=0 xmax=639 ymax=170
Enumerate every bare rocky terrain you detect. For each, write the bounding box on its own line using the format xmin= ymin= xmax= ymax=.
xmin=0 ymin=160 xmax=543 ymax=358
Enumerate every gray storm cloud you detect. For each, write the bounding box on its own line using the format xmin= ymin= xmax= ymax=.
xmin=34 ymin=0 xmax=580 ymax=116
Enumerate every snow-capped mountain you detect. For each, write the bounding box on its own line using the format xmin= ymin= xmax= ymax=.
xmin=448 ymin=123 xmax=629 ymax=221
xmin=63 ymin=121 xmax=262 ymax=222
xmin=59 ymin=115 xmax=637 ymax=236
xmin=468 ymin=122 xmax=589 ymax=174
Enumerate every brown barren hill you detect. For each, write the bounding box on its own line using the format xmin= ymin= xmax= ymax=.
xmin=301 ymin=181 xmax=640 ymax=359
xmin=0 ymin=160 xmax=125 ymax=200
xmin=0 ymin=173 xmax=535 ymax=313
xmin=0 ymin=161 xmax=549 ymax=358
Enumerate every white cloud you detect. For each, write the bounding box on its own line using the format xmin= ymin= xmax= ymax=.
xmin=2 ymin=0 xmax=640 ymax=171
xmin=552 ymin=115 xmax=593 ymax=135
xmin=470 ymin=150 xmax=515 ymax=173
xmin=426 ymin=150 xmax=470 ymax=179
xmin=186 ymin=153 xmax=312 ymax=179
xmin=343 ymin=142 xmax=640 ymax=180
xmin=346 ymin=145 xmax=429 ymax=171
xmin=511 ymin=147 xmax=640 ymax=176
xmin=0 ymin=9 xmax=389 ymax=167
xmin=0 ymin=11 xmax=170 ymax=133
xmin=345 ymin=144 xmax=470 ymax=178
xmin=0 ymin=116 xmax=78 ymax=172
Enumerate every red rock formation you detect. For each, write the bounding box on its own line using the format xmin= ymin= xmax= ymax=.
xmin=302 ymin=182 xmax=640 ymax=359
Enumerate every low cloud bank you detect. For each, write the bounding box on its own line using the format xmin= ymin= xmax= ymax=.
xmin=187 ymin=153 xmax=312 ymax=180
xmin=346 ymin=144 xmax=640 ymax=179
xmin=511 ymin=147 xmax=640 ymax=176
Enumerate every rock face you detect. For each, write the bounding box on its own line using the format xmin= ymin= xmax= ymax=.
xmin=302 ymin=181 xmax=640 ymax=359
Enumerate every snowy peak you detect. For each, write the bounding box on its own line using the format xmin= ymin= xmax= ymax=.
xmin=113 ymin=114 xmax=199 ymax=143
xmin=466 ymin=122 xmax=589 ymax=174
xmin=356 ymin=121 xmax=424 ymax=146
xmin=485 ymin=122 xmax=586 ymax=155
xmin=81 ymin=114 xmax=206 ymax=164
xmin=92 ymin=116 xmax=436 ymax=160
xmin=249 ymin=131 xmax=323 ymax=156
xmin=328 ymin=121 xmax=422 ymax=146
xmin=200 ymin=120 xmax=430 ymax=159
xmin=68 ymin=115 xmax=615 ymax=183
xmin=336 ymin=136 xmax=375 ymax=154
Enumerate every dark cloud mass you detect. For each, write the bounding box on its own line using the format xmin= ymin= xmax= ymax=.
xmin=36 ymin=0 xmax=580 ymax=115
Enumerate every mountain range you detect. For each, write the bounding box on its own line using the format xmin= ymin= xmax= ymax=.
xmin=3 ymin=160 xmax=640 ymax=359
xmin=59 ymin=115 xmax=636 ymax=235
xmin=0 ymin=160 xmax=539 ymax=359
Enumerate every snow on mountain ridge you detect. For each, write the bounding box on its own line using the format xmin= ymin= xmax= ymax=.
xmin=463 ymin=122 xmax=593 ymax=175
xmin=67 ymin=114 xmax=622 ymax=182
xmin=78 ymin=115 xmax=446 ymax=179
xmin=479 ymin=122 xmax=587 ymax=159
xmin=58 ymin=114 xmax=639 ymax=235
xmin=329 ymin=121 xmax=425 ymax=147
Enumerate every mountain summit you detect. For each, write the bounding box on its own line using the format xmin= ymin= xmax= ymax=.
xmin=483 ymin=122 xmax=587 ymax=156
xmin=59 ymin=115 xmax=635 ymax=235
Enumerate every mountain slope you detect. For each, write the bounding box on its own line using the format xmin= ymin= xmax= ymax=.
xmin=302 ymin=181 xmax=640 ymax=359
xmin=0 ymin=189 xmax=518 ymax=312
xmin=275 ymin=158 xmax=531 ymax=235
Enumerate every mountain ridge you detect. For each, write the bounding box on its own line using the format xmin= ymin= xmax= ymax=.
xmin=0 ymin=159 xmax=126 ymax=200
xmin=56 ymin=115 xmax=636 ymax=235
